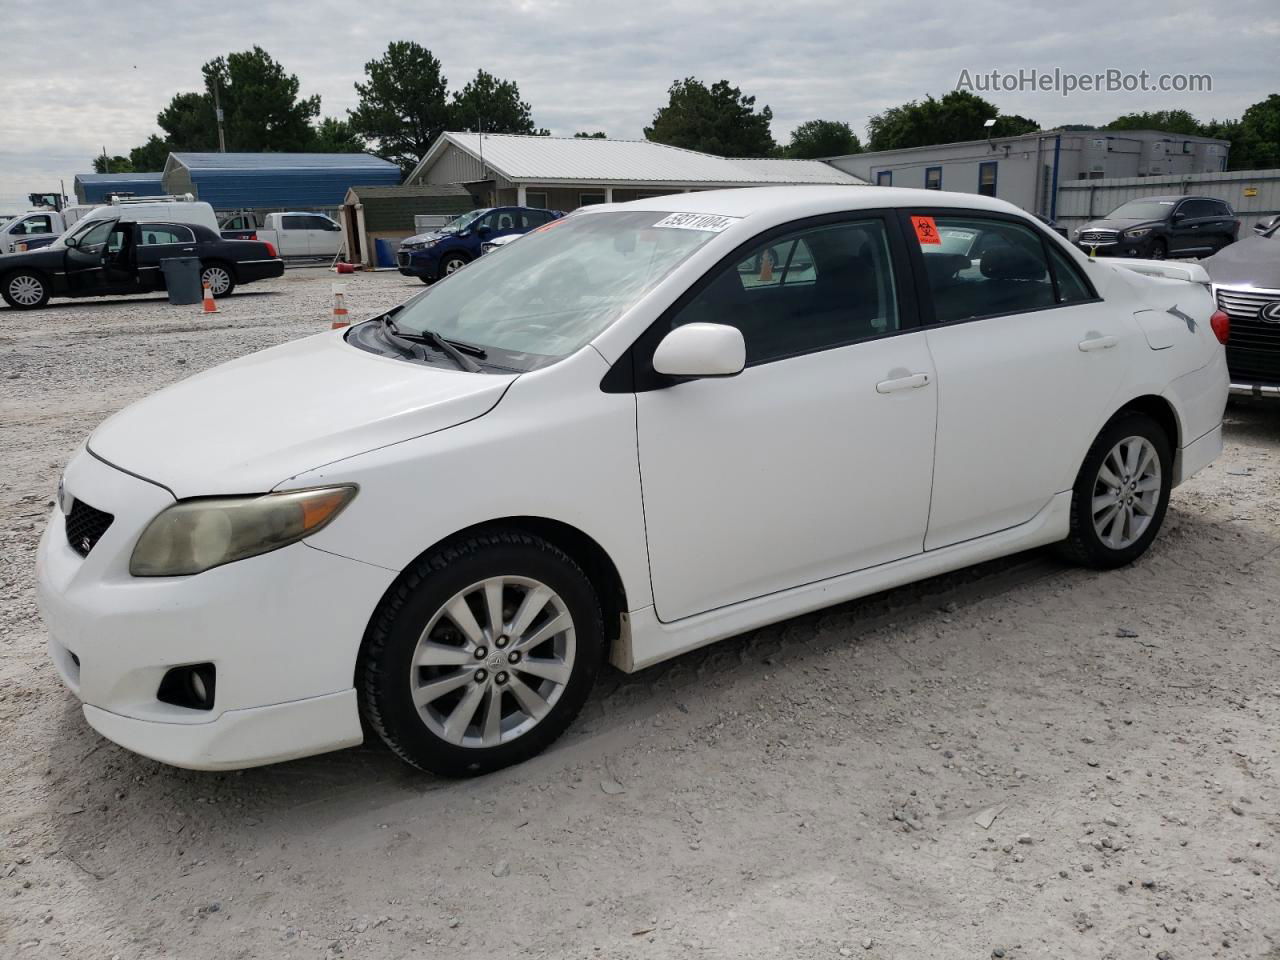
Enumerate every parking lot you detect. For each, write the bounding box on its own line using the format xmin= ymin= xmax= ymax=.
xmin=1 ymin=269 xmax=1277 ymax=959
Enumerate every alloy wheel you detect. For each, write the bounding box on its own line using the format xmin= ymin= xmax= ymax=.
xmin=1091 ymin=436 xmax=1161 ymax=550
xmin=202 ymin=266 xmax=231 ymax=296
xmin=444 ymin=257 xmax=465 ymax=275
xmin=8 ymin=275 xmax=44 ymax=306
xmin=409 ymin=576 xmax=576 ymax=748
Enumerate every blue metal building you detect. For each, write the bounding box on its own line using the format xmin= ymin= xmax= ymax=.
xmin=74 ymin=172 xmax=166 ymax=204
xmin=161 ymin=153 xmax=402 ymax=211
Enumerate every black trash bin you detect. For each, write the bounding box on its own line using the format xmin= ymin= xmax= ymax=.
xmin=160 ymin=257 xmax=203 ymax=305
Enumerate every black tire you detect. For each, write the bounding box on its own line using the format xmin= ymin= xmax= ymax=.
xmin=2 ymin=270 xmax=50 ymax=310
xmin=419 ymin=275 xmax=432 ymax=284
xmin=200 ymin=262 xmax=236 ymax=298
xmin=358 ymin=529 xmax=604 ymax=777
xmin=1148 ymin=239 xmax=1168 ymax=261
xmin=439 ymin=253 xmax=469 ymax=277
xmin=1057 ymin=411 xmax=1173 ymax=569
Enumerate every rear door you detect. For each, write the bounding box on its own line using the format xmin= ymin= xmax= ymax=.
xmin=903 ymin=209 xmax=1132 ymax=549
xmin=277 ymin=215 xmax=311 ymax=256
xmin=135 ymin=223 xmax=197 ymax=291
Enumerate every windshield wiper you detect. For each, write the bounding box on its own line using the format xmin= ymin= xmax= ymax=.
xmin=381 ymin=316 xmax=484 ymax=373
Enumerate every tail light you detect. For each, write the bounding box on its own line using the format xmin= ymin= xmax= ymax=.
xmin=248 ymin=231 xmax=257 ymax=241
xmin=263 ymin=241 xmax=278 ymax=258
xmin=1210 ymin=309 xmax=1230 ymax=345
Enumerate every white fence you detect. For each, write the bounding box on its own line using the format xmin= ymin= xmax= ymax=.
xmin=1057 ymin=169 xmax=1280 ymax=234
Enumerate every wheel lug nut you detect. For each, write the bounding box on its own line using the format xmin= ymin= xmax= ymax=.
xmin=474 ymin=669 xmax=488 ymax=683
xmin=474 ymin=646 xmax=487 ymax=660
xmin=495 ymin=635 xmax=508 ymax=648
xmin=508 ymin=651 xmax=521 ymax=664
xmin=495 ymin=671 xmax=508 ymax=685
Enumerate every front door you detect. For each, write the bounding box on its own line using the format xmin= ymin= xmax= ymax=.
xmin=635 ymin=215 xmax=938 ymax=621
xmin=63 ymin=218 xmax=121 ymax=295
xmin=902 ymin=210 xmax=1132 ymax=549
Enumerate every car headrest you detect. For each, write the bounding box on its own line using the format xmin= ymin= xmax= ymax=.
xmin=981 ymin=247 xmax=1046 ymax=281
xmin=923 ymin=253 xmax=971 ymax=284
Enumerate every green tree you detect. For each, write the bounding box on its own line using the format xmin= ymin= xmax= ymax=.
xmin=867 ymin=91 xmax=1038 ymax=150
xmin=202 ymin=47 xmax=320 ymax=151
xmin=574 ymin=131 xmax=608 ymax=138
xmin=786 ymin=120 xmax=860 ymax=159
xmin=1104 ymin=109 xmax=1202 ymax=136
xmin=156 ymin=91 xmax=218 ymax=151
xmin=311 ymin=116 xmax=365 ymax=153
xmin=129 ymin=135 xmax=172 ymax=171
xmin=92 ymin=154 xmax=134 ymax=174
xmin=349 ymin=41 xmax=451 ymax=173
xmin=450 ymin=69 xmax=543 ymax=136
xmin=1229 ymin=94 xmax=1280 ymax=170
xmin=645 ymin=78 xmax=775 ymax=157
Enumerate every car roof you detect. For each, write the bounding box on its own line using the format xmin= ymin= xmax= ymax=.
xmin=583 ymin=184 xmax=1026 ymax=221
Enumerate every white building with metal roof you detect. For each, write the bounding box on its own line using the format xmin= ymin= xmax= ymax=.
xmin=405 ymin=132 xmax=866 ymax=210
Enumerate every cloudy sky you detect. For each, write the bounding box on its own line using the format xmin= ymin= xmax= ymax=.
xmin=1 ymin=0 xmax=1275 ymax=212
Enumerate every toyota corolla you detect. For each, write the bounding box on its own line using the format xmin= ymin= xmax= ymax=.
xmin=36 ymin=187 xmax=1229 ymax=776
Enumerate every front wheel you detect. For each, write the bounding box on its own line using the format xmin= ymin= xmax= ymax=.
xmin=1058 ymin=412 xmax=1172 ymax=569
xmin=200 ymin=263 xmax=236 ymax=298
xmin=1148 ymin=239 xmax=1168 ymax=261
xmin=358 ymin=530 xmax=604 ymax=776
xmin=439 ymin=253 xmax=469 ymax=277
xmin=2 ymin=271 xmax=50 ymax=310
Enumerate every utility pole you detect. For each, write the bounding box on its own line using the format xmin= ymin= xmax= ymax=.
xmin=213 ymin=81 xmax=227 ymax=152
xmin=102 ymin=146 xmax=109 ymax=173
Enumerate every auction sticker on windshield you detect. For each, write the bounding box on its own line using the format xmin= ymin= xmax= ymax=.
xmin=652 ymin=213 xmax=742 ymax=233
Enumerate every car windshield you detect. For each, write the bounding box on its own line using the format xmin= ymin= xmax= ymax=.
xmin=439 ymin=209 xmax=490 ymax=235
xmin=390 ymin=210 xmax=722 ymax=365
xmin=1108 ymin=200 xmax=1176 ymax=221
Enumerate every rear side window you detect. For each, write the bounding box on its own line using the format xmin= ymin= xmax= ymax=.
xmin=139 ymin=225 xmax=194 ymax=245
xmin=670 ymin=218 xmax=900 ymax=365
xmin=915 ymin=215 xmax=1056 ymax=323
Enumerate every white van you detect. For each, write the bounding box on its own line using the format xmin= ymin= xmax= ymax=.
xmin=45 ymin=196 xmax=220 ymax=250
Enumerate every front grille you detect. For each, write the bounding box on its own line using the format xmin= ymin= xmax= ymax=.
xmin=396 ymin=252 xmax=411 ymax=267
xmin=1079 ymin=229 xmax=1119 ymax=245
xmin=65 ymin=498 xmax=113 ymax=557
xmin=1218 ymin=286 xmax=1280 ymax=384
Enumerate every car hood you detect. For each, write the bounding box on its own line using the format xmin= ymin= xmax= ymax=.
xmin=1078 ymin=218 xmax=1155 ymax=233
xmin=1203 ymin=236 xmax=1280 ymax=288
xmin=0 ymin=246 xmax=64 ymax=266
xmin=88 ymin=331 xmax=516 ymax=498
xmin=403 ymin=232 xmax=446 ymax=245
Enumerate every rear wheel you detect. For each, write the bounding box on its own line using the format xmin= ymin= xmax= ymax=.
xmin=200 ymin=263 xmax=236 ymax=298
xmin=1058 ymin=412 xmax=1172 ymax=569
xmin=358 ymin=530 xmax=603 ymax=776
xmin=2 ymin=271 xmax=50 ymax=310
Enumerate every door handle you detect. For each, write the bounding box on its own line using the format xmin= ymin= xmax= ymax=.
xmin=1078 ymin=335 xmax=1118 ymax=352
xmin=876 ymin=372 xmax=931 ymax=394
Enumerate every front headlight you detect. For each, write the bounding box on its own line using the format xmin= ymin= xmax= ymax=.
xmin=129 ymin=485 xmax=356 ymax=577
xmin=1125 ymin=227 xmax=1151 ymax=238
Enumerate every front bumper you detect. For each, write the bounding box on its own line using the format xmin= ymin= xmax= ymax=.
xmin=36 ymin=448 xmax=397 ymax=770
xmin=396 ymin=249 xmax=437 ymax=280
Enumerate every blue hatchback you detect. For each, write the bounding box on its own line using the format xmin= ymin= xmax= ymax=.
xmin=397 ymin=206 xmax=563 ymax=283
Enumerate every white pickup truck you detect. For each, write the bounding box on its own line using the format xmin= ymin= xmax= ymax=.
xmin=218 ymin=212 xmax=343 ymax=259
xmin=0 ymin=209 xmax=79 ymax=254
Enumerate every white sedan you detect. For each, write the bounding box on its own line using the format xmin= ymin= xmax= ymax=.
xmin=36 ymin=187 xmax=1229 ymax=775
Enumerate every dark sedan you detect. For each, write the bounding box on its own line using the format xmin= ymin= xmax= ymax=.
xmin=0 ymin=217 xmax=283 ymax=310
xmin=1073 ymin=196 xmax=1239 ymax=260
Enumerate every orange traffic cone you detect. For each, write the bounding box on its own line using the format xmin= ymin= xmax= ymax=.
xmin=331 ymin=283 xmax=349 ymax=329
xmin=201 ymin=280 xmax=219 ymax=314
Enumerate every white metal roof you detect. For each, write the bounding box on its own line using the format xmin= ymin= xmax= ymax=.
xmin=409 ymin=133 xmax=868 ymax=187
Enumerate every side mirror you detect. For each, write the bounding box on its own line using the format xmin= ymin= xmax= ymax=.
xmin=652 ymin=323 xmax=746 ymax=379
xmin=64 ymin=237 xmax=79 ymax=249
xmin=1171 ymin=211 xmax=1185 ymax=222
xmin=476 ymin=225 xmax=492 ymax=237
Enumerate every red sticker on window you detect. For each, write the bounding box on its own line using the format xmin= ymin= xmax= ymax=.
xmin=911 ymin=216 xmax=941 ymax=245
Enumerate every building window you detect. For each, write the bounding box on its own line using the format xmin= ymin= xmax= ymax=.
xmin=978 ymin=162 xmax=998 ymax=197
xmin=525 ymin=190 xmax=549 ymax=209
xmin=876 ymin=171 xmax=892 ymax=187
xmin=925 ymin=167 xmax=942 ymax=190
xmin=579 ymin=192 xmax=606 ymax=206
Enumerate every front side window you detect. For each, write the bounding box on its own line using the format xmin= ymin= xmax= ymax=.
xmin=20 ymin=215 xmax=53 ymax=234
xmin=390 ymin=210 xmax=721 ymax=364
xmin=916 ymin=215 xmax=1058 ymax=322
xmin=74 ymin=219 xmax=116 ymax=248
xmin=669 ymin=218 xmax=900 ymax=365
xmin=282 ymin=215 xmax=309 ymax=230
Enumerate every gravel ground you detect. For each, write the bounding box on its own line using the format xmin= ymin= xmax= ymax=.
xmin=1 ymin=269 xmax=1278 ymax=959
